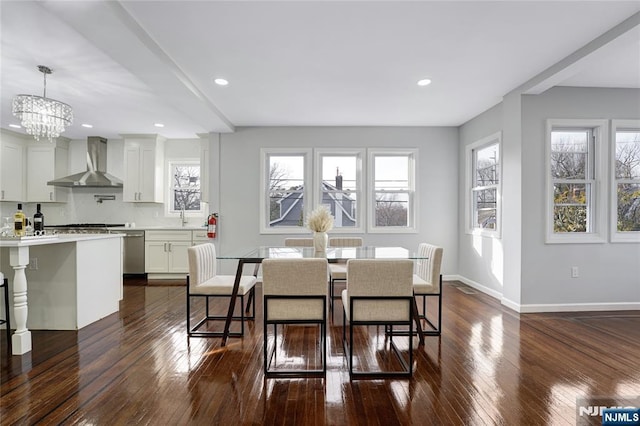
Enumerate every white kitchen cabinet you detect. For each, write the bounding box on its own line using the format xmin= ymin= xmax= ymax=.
xmin=26 ymin=141 xmax=69 ymax=203
xmin=0 ymin=136 xmax=25 ymax=202
xmin=145 ymin=230 xmax=191 ymax=276
xmin=123 ymin=136 xmax=165 ymax=203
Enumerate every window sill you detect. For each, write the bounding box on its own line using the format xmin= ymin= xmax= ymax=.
xmin=545 ymin=233 xmax=606 ymax=244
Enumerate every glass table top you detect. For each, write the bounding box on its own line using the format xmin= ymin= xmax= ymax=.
xmin=217 ymin=246 xmax=426 ymax=260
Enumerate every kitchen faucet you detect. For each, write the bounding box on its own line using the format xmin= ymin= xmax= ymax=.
xmin=180 ymin=208 xmax=187 ymax=227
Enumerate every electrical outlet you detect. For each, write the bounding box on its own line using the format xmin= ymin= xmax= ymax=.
xmin=28 ymin=258 xmax=38 ymax=270
xmin=571 ymin=266 xmax=579 ymax=278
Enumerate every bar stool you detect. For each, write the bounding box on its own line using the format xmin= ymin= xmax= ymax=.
xmin=0 ymin=272 xmax=11 ymax=352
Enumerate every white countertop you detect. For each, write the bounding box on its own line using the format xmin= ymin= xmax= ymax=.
xmin=108 ymin=226 xmax=207 ymax=231
xmin=0 ymin=233 xmax=123 ymax=247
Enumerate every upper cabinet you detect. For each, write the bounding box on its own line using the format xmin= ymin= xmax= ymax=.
xmin=0 ymin=134 xmax=25 ymax=202
xmin=123 ymin=135 xmax=165 ymax=203
xmin=26 ymin=140 xmax=69 ymax=203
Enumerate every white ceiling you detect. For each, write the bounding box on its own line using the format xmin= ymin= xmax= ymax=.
xmin=1 ymin=1 xmax=639 ymax=140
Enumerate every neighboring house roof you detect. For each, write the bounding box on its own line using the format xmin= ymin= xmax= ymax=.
xmin=269 ymin=181 xmax=356 ymax=226
xmin=269 ymin=186 xmax=303 ymax=226
xmin=321 ymin=182 xmax=356 ymax=223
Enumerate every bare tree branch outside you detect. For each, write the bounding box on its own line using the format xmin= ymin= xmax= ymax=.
xmin=173 ymin=164 xmax=201 ymax=211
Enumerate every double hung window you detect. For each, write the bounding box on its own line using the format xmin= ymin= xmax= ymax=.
xmin=261 ymin=149 xmax=312 ymax=233
xmin=261 ymin=148 xmax=415 ymax=233
xmin=466 ymin=133 xmax=501 ymax=236
xmin=546 ymin=119 xmax=607 ymax=243
xmin=368 ymin=150 xmax=417 ymax=232
xmin=316 ymin=149 xmax=363 ymax=231
xmin=612 ymin=120 xmax=640 ymax=242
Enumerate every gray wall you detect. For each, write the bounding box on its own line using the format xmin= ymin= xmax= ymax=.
xmin=520 ymin=87 xmax=640 ymax=307
xmin=458 ymin=87 xmax=640 ymax=310
xmin=458 ymin=103 xmax=505 ymax=296
xmin=216 ymin=126 xmax=459 ymax=275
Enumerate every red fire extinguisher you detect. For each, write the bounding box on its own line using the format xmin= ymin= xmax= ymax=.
xmin=207 ymin=213 xmax=218 ymax=239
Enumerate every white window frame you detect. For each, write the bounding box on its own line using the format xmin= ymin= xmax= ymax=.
xmin=545 ymin=119 xmax=608 ymax=244
xmin=367 ymin=148 xmax=418 ymax=234
xmin=465 ymin=132 xmax=502 ymax=237
xmin=260 ymin=148 xmax=313 ymax=234
xmin=611 ymin=119 xmax=640 ymax=243
xmin=166 ymin=159 xmax=203 ymax=217
xmin=314 ymin=148 xmax=365 ymax=234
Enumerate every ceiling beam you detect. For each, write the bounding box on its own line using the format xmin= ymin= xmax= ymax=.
xmin=518 ymin=11 xmax=640 ymax=95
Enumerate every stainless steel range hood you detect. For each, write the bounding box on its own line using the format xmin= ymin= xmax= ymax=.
xmin=48 ymin=137 xmax=123 ymax=188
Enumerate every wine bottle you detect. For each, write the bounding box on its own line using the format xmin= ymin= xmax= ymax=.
xmin=14 ymin=203 xmax=26 ymax=237
xmin=34 ymin=203 xmax=44 ymax=233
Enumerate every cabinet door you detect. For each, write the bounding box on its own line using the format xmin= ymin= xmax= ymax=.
xmin=123 ymin=146 xmax=140 ymax=202
xmin=1 ymin=140 xmax=24 ymax=202
xmin=138 ymin=145 xmax=158 ymax=202
xmin=145 ymin=241 xmax=168 ymax=273
xmin=27 ymin=146 xmax=54 ymax=201
xmin=26 ymin=145 xmax=68 ymax=202
xmin=168 ymin=241 xmax=190 ymax=273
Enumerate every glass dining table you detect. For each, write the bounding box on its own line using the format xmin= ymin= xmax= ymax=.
xmin=216 ymin=246 xmax=428 ymax=346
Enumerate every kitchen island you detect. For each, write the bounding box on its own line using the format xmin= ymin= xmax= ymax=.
xmin=0 ymin=233 xmax=123 ymax=355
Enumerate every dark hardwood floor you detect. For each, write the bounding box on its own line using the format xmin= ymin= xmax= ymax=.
xmin=1 ymin=278 xmax=639 ymax=425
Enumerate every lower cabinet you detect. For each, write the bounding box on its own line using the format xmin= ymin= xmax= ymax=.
xmin=145 ymin=230 xmax=192 ymax=276
xmin=145 ymin=229 xmax=214 ymax=278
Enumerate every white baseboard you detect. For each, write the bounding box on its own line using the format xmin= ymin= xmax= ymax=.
xmin=517 ymin=302 xmax=640 ymax=313
xmin=446 ymin=275 xmax=503 ymax=300
xmin=447 ymin=274 xmax=640 ymax=313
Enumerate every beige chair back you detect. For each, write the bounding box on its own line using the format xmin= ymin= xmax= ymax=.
xmin=262 ymin=258 xmax=328 ymax=321
xmin=415 ymin=243 xmax=443 ymax=293
xmin=284 ymin=238 xmax=314 ymax=247
xmin=187 ymin=243 xmax=217 ymax=290
xmin=344 ymin=259 xmax=413 ymax=322
xmin=329 ymin=237 xmax=363 ymax=247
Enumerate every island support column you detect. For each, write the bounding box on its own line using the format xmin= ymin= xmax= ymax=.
xmin=10 ymin=246 xmax=31 ymax=355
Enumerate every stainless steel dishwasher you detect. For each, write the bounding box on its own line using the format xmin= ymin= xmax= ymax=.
xmin=121 ymin=230 xmax=145 ymax=275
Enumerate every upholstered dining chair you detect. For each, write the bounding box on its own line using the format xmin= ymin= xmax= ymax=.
xmin=284 ymin=238 xmax=314 ymax=247
xmin=0 ymin=272 xmax=10 ymax=352
xmin=187 ymin=243 xmax=257 ymax=337
xmin=328 ymin=237 xmax=363 ymax=317
xmin=262 ymin=258 xmax=329 ymax=377
xmin=413 ymin=243 xmax=443 ymax=336
xmin=342 ymin=259 xmax=414 ymax=378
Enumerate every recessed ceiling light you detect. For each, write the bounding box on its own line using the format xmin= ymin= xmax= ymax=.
xmin=154 ymin=123 xmax=165 ymax=128
xmin=9 ymin=124 xmax=21 ymax=129
xmin=82 ymin=123 xmax=93 ymax=128
xmin=214 ymin=78 xmax=229 ymax=86
xmin=417 ymin=79 xmax=432 ymax=87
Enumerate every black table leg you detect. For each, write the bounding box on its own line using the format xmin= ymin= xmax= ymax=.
xmin=222 ymin=259 xmax=245 ymax=346
xmin=413 ymin=297 xmax=424 ymax=346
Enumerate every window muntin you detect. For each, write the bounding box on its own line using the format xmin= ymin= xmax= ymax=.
xmin=319 ymin=154 xmax=360 ymax=229
xmin=169 ymin=161 xmax=202 ymax=214
xmin=550 ymin=129 xmax=594 ymax=233
xmin=614 ymin=129 xmax=640 ymax=233
xmin=369 ymin=151 xmax=416 ymax=231
xmin=471 ymin=142 xmax=500 ymax=231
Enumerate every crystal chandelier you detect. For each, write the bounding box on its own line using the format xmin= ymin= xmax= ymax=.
xmin=12 ymin=65 xmax=73 ymax=142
